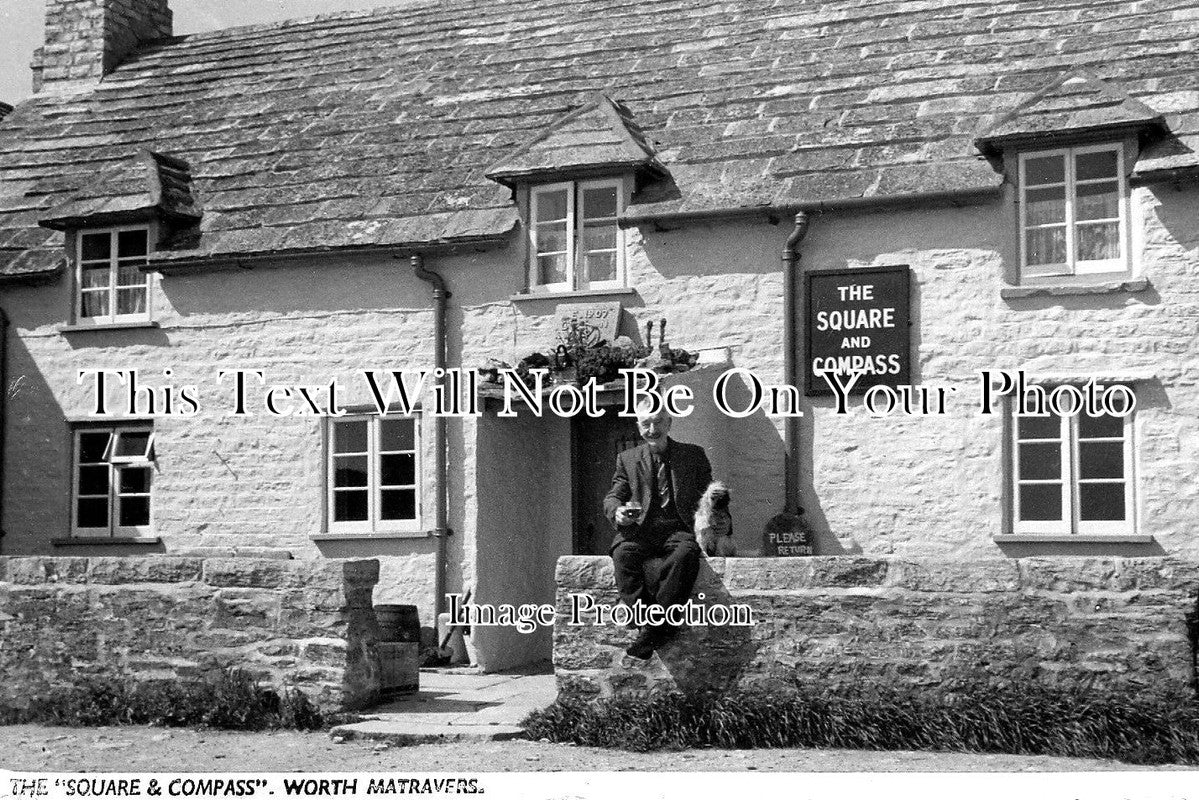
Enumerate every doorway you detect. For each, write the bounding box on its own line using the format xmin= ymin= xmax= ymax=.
xmin=572 ymin=409 xmax=640 ymax=555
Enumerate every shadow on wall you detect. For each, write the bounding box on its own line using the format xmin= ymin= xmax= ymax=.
xmin=3 ymin=332 xmax=69 ymax=554
xmin=647 ymin=559 xmax=760 ymax=697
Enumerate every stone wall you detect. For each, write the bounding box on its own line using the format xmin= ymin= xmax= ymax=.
xmin=0 ymin=556 xmax=383 ymax=713
xmin=554 ymin=555 xmax=1199 ymax=699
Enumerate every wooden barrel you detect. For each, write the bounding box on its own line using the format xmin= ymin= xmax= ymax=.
xmin=374 ymin=604 xmax=420 ymax=643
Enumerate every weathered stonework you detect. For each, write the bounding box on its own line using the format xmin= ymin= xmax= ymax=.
xmin=0 ymin=556 xmax=383 ymax=713
xmin=554 ymin=555 xmax=1199 ymax=699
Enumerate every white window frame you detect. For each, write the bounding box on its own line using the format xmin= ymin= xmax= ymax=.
xmin=71 ymin=425 xmax=155 ymax=538
xmin=1018 ymin=143 xmax=1129 ymax=281
xmin=75 ymin=224 xmax=153 ymax=325
xmin=326 ymin=414 xmax=422 ymax=535
xmin=1010 ymin=400 xmax=1136 ymax=536
xmin=528 ymin=178 xmax=625 ymax=293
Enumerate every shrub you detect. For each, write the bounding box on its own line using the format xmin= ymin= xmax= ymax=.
xmin=523 ymin=682 xmax=1199 ymax=764
xmin=1 ymin=669 xmax=324 ymax=731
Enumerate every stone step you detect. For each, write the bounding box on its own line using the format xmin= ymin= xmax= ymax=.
xmin=330 ymin=719 xmax=525 ymax=745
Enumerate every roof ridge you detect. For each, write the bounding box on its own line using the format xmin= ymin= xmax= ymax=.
xmin=167 ymin=0 xmax=440 ymax=47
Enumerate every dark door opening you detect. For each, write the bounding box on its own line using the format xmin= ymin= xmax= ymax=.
xmin=572 ymin=409 xmax=640 ymax=555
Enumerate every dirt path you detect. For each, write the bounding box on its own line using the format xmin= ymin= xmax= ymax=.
xmin=0 ymin=725 xmax=1187 ymax=772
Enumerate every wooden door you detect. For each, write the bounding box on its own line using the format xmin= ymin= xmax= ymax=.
xmin=572 ymin=410 xmax=640 ymax=555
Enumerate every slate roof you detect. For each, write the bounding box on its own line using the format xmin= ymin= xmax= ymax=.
xmin=1 ymin=0 xmax=1198 ymax=279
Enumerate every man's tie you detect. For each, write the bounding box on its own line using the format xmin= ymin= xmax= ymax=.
xmin=656 ymin=456 xmax=672 ymax=512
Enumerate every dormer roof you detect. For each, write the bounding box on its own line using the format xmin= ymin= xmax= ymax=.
xmin=975 ymin=71 xmax=1168 ymax=154
xmin=39 ymin=150 xmax=201 ymax=231
xmin=486 ymin=95 xmax=662 ymax=186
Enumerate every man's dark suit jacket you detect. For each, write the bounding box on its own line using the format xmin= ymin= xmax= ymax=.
xmin=603 ymin=438 xmax=712 ymax=548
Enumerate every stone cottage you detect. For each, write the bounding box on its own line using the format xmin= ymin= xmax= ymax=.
xmin=1 ymin=0 xmax=1197 ymax=676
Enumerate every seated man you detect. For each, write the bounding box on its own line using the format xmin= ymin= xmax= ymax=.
xmin=604 ymin=396 xmax=711 ymax=660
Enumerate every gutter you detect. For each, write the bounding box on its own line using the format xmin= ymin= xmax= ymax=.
xmin=147 ymin=234 xmax=512 ymax=275
xmin=618 ymin=186 xmax=1002 ymax=228
xmin=407 ymin=253 xmax=451 ymax=618
xmin=781 ymin=212 xmax=810 ymax=518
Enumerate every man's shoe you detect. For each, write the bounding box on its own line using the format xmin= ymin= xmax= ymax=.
xmin=624 ymin=627 xmax=657 ymax=661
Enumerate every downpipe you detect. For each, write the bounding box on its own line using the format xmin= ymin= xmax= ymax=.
xmin=409 ymin=253 xmax=451 ymax=616
xmin=781 ymin=211 xmax=810 ymax=517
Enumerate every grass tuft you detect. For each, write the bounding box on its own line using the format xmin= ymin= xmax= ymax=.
xmin=0 ymin=669 xmax=324 ymax=731
xmin=524 ymin=682 xmax=1199 ymax=764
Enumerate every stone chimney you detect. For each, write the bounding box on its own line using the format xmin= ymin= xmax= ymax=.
xmin=32 ymin=0 xmax=173 ymax=93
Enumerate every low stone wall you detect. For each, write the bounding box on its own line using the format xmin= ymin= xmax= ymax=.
xmin=554 ymin=556 xmax=1199 ymax=699
xmin=0 ymin=556 xmax=383 ymax=713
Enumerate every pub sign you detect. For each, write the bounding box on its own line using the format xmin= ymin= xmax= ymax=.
xmin=804 ymin=265 xmax=912 ymax=396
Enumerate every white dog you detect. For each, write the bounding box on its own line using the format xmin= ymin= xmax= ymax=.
xmin=694 ymin=481 xmax=736 ymax=557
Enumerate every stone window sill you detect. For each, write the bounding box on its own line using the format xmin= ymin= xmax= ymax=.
xmin=510 ymin=287 xmax=636 ymax=303
xmin=52 ymin=536 xmax=162 ymax=546
xmin=58 ymin=320 xmax=160 ymax=333
xmin=310 ymin=531 xmax=432 ymax=541
xmin=1000 ymin=278 xmax=1150 ymax=299
xmin=993 ymin=534 xmax=1154 ymax=544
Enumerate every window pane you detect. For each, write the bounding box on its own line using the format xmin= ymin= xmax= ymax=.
xmin=119 ymin=466 xmax=151 ymax=494
xmin=1079 ymin=483 xmax=1125 ymax=521
xmin=1024 ymin=155 xmax=1065 ymax=185
xmin=1076 ymin=182 xmax=1118 ymax=221
xmin=77 ymin=497 xmax=109 ymax=528
xmin=117 ymin=264 xmax=146 ymax=287
xmin=381 ymin=453 xmax=416 ymax=486
xmin=1075 ymin=150 xmax=1118 ymax=181
xmin=535 ymin=224 xmax=569 ymax=255
xmin=1024 ymin=186 xmax=1065 ymax=225
xmin=582 ymin=185 xmax=618 ymax=219
xmin=81 ymin=290 xmax=111 ymax=318
xmin=1077 ymin=222 xmax=1120 ymax=261
xmin=582 ymin=223 xmax=617 ymax=255
xmin=1079 ymin=413 xmax=1123 ymax=439
xmin=82 ymin=266 xmax=111 ymax=289
xmin=1079 ymin=441 xmax=1124 ymax=479
xmin=114 ymin=430 xmax=151 ymax=459
xmin=334 ymin=421 xmax=368 ymax=454
xmin=81 ymin=233 xmax=110 ymax=261
xmin=119 ymin=496 xmax=150 ymax=527
xmin=334 ymin=490 xmax=368 ymax=522
xmin=381 ymin=489 xmax=416 ymax=521
xmin=79 ymin=432 xmax=112 ymax=463
xmin=534 ymin=189 xmax=568 ymax=222
xmin=116 ymin=287 xmax=148 ymax=316
xmin=1025 ymin=227 xmax=1066 ymax=266
xmin=334 ymin=455 xmax=368 ymax=487
xmin=79 ymin=464 xmax=110 ymax=495
xmin=1018 ymin=442 xmax=1061 ymax=480
xmin=538 ymin=253 xmax=568 ymax=285
xmin=584 ymin=251 xmax=617 ymax=284
xmin=1019 ymin=484 xmax=1062 ymax=521
xmin=380 ymin=419 xmax=415 ymax=452
xmin=1017 ymin=416 xmax=1060 ymax=440
xmin=117 ymin=229 xmax=148 ymax=259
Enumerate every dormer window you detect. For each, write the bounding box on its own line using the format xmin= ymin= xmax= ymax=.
xmin=1019 ymin=144 xmax=1128 ymax=280
xmin=76 ymin=226 xmax=152 ymax=324
xmin=529 ymin=179 xmax=624 ymax=292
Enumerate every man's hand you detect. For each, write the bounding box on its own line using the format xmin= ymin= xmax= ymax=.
xmin=615 ymin=503 xmax=641 ymax=527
